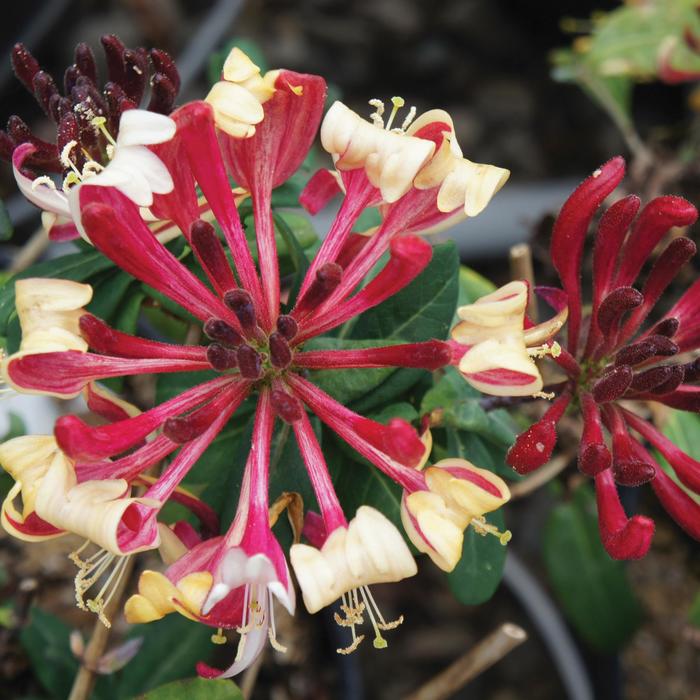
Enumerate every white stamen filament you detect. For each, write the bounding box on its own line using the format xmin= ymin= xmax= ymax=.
xmin=334 ymin=585 xmax=402 ymax=654
xmin=69 ymin=541 xmax=131 ymax=628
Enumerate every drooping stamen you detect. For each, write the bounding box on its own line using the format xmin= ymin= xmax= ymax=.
xmin=203 ymin=318 xmax=243 ymax=347
xmin=592 ymin=365 xmax=633 ymax=403
xmin=237 ymin=345 xmax=263 ymax=379
xmin=224 ymin=289 xmax=257 ymax=334
xmin=206 ymin=343 xmax=239 ymax=371
xmin=294 ymin=263 xmax=343 ymax=318
xmin=276 ymin=315 xmax=298 ymax=340
xmin=269 ymin=332 xmax=292 ymax=369
xmin=70 ymin=542 xmax=130 ymax=628
xmin=267 ymin=589 xmax=287 ymax=653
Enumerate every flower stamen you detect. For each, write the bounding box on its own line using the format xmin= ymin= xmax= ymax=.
xmin=470 ymin=515 xmax=512 ymax=546
xmin=70 ymin=541 xmax=130 ymax=628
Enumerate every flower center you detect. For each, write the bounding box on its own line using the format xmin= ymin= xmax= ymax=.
xmin=204 ymin=311 xmax=298 ymax=382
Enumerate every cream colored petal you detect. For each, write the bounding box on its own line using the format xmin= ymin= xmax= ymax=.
xmin=116 ymin=109 xmax=176 ymax=147
xmin=401 ymin=490 xmax=466 ymax=572
xmin=458 ymin=338 xmax=543 ymax=397
xmin=426 ymin=460 xmax=510 ymax=517
xmin=223 ymin=47 xmax=262 ymax=82
xmin=34 ymin=454 xmax=159 ymax=556
xmin=205 ymin=81 xmax=265 ymax=138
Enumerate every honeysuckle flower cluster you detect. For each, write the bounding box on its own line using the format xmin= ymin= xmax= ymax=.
xmin=5 ymin=36 xmax=184 ymax=242
xmin=0 ymin=46 xmax=530 ymax=678
xmin=506 ymin=158 xmax=700 ymax=560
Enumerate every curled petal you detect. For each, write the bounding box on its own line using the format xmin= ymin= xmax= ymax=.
xmin=551 ymin=158 xmax=626 ymax=352
xmin=594 ymin=469 xmax=654 ymax=560
xmin=290 ymin=506 xmax=417 ymax=614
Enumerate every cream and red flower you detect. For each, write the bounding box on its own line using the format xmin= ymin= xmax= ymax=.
xmin=505 ymin=158 xmax=700 ymax=560
xmin=1 ymin=46 xmax=515 ymax=675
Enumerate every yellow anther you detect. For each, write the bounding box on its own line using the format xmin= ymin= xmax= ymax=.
xmin=211 ymin=628 xmax=227 ymax=645
xmin=368 ymin=98 xmax=385 ymax=128
xmin=373 ymin=633 xmax=388 ymax=649
xmin=91 ymin=115 xmax=117 ymax=147
xmin=337 ymin=634 xmax=365 ymax=655
xmin=385 ymin=96 xmax=405 ymax=130
xmin=532 ymin=391 xmax=555 ymax=400
xmin=470 ymin=516 xmax=512 ymax=546
xmin=31 ymin=175 xmax=56 ymax=191
xmin=268 ymin=627 xmax=288 ymax=653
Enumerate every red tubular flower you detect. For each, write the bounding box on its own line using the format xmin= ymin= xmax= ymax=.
xmin=2 ymin=47 xmax=519 ymax=674
xmin=507 ymin=158 xmax=700 ymax=559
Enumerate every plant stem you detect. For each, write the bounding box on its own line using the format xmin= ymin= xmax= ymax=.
xmin=404 ymin=623 xmax=527 ymax=700
xmin=509 ymin=243 xmax=537 ymax=321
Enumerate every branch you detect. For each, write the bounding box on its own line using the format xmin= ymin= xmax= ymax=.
xmin=404 ymin=623 xmax=528 ymax=700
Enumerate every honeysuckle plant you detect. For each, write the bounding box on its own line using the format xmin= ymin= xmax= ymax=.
xmin=0 ymin=44 xmax=532 ymax=683
xmin=3 ymin=31 xmax=700 ymax=700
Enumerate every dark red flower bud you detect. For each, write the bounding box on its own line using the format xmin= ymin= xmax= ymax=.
xmin=203 ymin=318 xmax=242 ymax=346
xmin=237 ymin=344 xmax=263 ymax=379
xmin=147 ymin=73 xmax=177 ymax=114
xmin=269 ymin=332 xmax=292 ymax=368
xmin=32 ymin=71 xmax=59 ymax=118
xmin=615 ymin=335 xmax=678 ymax=367
xmin=276 ymin=314 xmax=298 ymax=340
xmin=578 ymin=392 xmax=611 ymax=476
xmin=206 ymin=343 xmax=238 ymax=371
xmin=163 ymin=408 xmax=213 ymax=443
xmin=64 ymin=64 xmax=81 ymax=95
xmin=597 ymin=287 xmax=643 ymax=338
xmin=649 ymin=364 xmax=685 ymax=394
xmin=507 ymin=419 xmax=557 ymax=474
xmin=294 ymin=262 xmax=343 ymax=316
xmin=631 ymin=366 xmax=674 ymax=392
xmin=74 ymin=42 xmax=97 ymax=84
xmin=11 ymin=43 xmax=41 ymax=92
xmin=150 ymin=48 xmax=181 ymax=92
xmin=224 ymin=289 xmax=257 ymax=333
xmin=650 ymin=317 xmax=679 ymax=338
xmin=122 ymin=48 xmax=148 ymax=104
xmin=579 ymin=443 xmax=611 ymax=476
xmin=270 ymin=388 xmax=303 ymax=423
xmin=592 ymin=365 xmax=633 ymax=403
xmin=683 ymin=357 xmax=700 ymax=383
xmin=612 ymin=430 xmax=655 ymax=486
xmin=101 ymin=34 xmax=127 ymax=84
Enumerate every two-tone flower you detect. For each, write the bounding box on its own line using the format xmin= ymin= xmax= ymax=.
xmin=2 ymin=46 xmax=515 ymax=675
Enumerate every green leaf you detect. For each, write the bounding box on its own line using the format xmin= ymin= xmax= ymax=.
xmin=115 ymin=616 xmax=215 ymax=698
xmin=326 ymin=436 xmax=403 ymax=528
xmin=457 ymin=265 xmax=495 ymax=305
xmin=655 ymin=409 xmax=700 ymax=504
xmin=20 ymin=607 xmax=79 ymax=699
xmin=137 ymin=678 xmax=243 ymax=700
xmin=543 ymin=484 xmax=643 ymax=652
xmin=446 ymin=427 xmax=519 ymax=481
xmin=0 ymin=249 xmax=115 ymax=335
xmin=1 ymin=412 xmax=25 ymax=441
xmin=304 ymin=337 xmax=405 ymax=405
xmin=448 ymin=508 xmax=508 ymax=605
xmin=274 ymin=212 xmax=311 ymax=309
xmin=351 ymin=241 xmax=459 ymax=342
xmin=422 ymin=367 xmax=515 ymax=447
xmin=688 ymin=591 xmax=700 ymax=628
